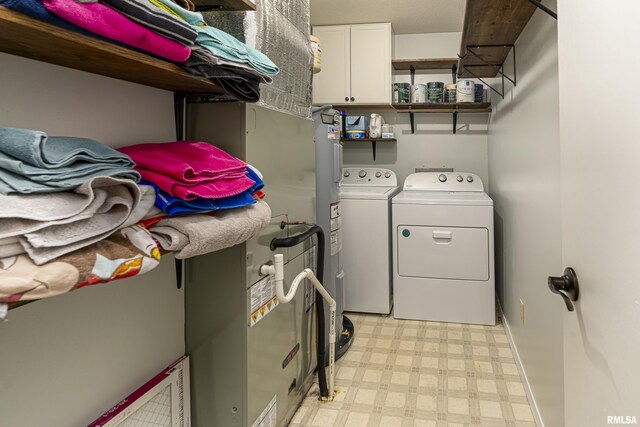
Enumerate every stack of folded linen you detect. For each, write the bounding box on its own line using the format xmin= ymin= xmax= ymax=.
xmin=143 ymin=165 xmax=264 ymax=216
xmin=119 ymin=140 xmax=271 ymax=257
xmin=118 ymin=141 xmax=261 ymax=207
xmin=0 ymin=0 xmax=279 ymax=102
xmin=0 ymin=126 xmax=161 ymax=303
xmin=143 ymin=0 xmax=280 ymax=102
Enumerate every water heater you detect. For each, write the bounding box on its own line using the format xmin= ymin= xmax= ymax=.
xmin=312 ymin=106 xmax=353 ymax=361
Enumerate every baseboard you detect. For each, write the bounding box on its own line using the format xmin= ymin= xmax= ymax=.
xmin=497 ymin=302 xmax=545 ymax=427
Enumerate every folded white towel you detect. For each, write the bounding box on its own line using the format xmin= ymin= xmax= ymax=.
xmin=0 ymin=237 xmax=25 ymax=258
xmin=153 ymin=199 xmax=271 ymax=259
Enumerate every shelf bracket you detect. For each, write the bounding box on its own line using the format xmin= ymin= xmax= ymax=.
xmin=458 ymin=44 xmax=517 ymax=99
xmin=452 ymin=112 xmax=458 ymax=134
xmin=372 ymin=140 xmax=377 ymax=161
xmin=409 ymin=111 xmax=415 ymax=134
xmin=173 ymin=93 xmax=187 ymax=290
xmin=527 ymin=0 xmax=557 ymax=19
xmin=410 ymin=65 xmax=415 ymax=85
xmin=451 ymin=63 xmax=457 ymax=84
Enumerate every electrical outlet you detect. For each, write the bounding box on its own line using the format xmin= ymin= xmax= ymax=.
xmin=519 ymin=299 xmax=525 ymax=325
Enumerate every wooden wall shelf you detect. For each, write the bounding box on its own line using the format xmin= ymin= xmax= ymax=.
xmin=329 ymin=104 xmax=394 ymax=110
xmin=393 ymin=102 xmax=491 ymax=134
xmin=193 ymin=0 xmax=256 ymax=11
xmin=340 ymin=138 xmax=397 ymax=143
xmin=457 ymin=0 xmax=537 ymax=78
xmin=392 ymin=58 xmax=458 ymax=71
xmin=339 ymin=138 xmax=395 ymax=161
xmin=393 ymin=102 xmax=491 ymax=111
xmin=0 ymin=7 xmax=224 ymax=94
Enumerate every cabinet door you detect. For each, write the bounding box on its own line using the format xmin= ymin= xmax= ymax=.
xmin=312 ymin=25 xmax=351 ymax=105
xmin=350 ymin=23 xmax=392 ymax=104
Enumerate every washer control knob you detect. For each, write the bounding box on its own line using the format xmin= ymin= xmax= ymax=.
xmin=343 ymin=171 xmax=350 ymax=178
xmin=358 ymin=170 xmax=367 ymax=178
xmin=375 ymin=171 xmax=382 ymax=178
xmin=385 ymin=172 xmax=391 ymax=178
xmin=456 ymin=175 xmax=463 ymax=182
xmin=438 ymin=174 xmax=447 ymax=182
xmin=467 ymin=175 xmax=474 ymax=183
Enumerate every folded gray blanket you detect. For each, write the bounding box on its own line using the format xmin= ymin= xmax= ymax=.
xmin=21 ymin=185 xmax=155 ymax=265
xmin=99 ymin=0 xmax=197 ymax=45
xmin=186 ymin=46 xmax=273 ymax=84
xmin=0 ymin=127 xmax=140 ymax=194
xmin=0 ymin=176 xmax=141 ymax=236
xmin=0 ymin=177 xmax=156 ymax=264
xmin=184 ymin=47 xmax=262 ymax=102
xmin=152 ymin=199 xmax=271 ymax=259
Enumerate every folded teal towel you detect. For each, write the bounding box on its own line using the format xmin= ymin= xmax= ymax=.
xmin=0 ymin=127 xmax=133 ymax=168
xmin=0 ymin=127 xmax=140 ymax=194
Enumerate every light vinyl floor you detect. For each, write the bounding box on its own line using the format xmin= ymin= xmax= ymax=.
xmin=289 ymin=312 xmax=536 ymax=427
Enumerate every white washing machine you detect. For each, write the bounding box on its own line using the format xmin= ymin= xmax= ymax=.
xmin=392 ymin=172 xmax=495 ymax=325
xmin=340 ymin=168 xmax=400 ymax=314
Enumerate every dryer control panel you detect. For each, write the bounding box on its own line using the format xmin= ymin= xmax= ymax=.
xmin=403 ymin=172 xmax=484 ymax=192
xmin=341 ymin=168 xmax=397 ymax=186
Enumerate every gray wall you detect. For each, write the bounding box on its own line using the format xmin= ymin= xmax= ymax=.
xmin=0 ymin=53 xmax=185 ymax=427
xmin=343 ymin=32 xmax=489 ymax=187
xmin=487 ymin=3 xmax=563 ymax=426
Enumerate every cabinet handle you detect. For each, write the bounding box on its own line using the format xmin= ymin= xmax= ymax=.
xmin=350 ymin=97 xmax=355 ymax=102
xmin=344 ymin=97 xmax=349 ymax=102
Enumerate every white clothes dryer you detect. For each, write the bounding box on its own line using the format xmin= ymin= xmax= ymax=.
xmin=340 ymin=168 xmax=400 ymax=314
xmin=392 ymin=172 xmax=495 ymax=325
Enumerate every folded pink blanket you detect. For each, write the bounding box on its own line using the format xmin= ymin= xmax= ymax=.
xmin=118 ymin=141 xmax=255 ymax=200
xmin=42 ymin=0 xmax=190 ymax=63
xmin=138 ymin=167 xmax=255 ymax=200
xmin=118 ymin=141 xmax=247 ymax=182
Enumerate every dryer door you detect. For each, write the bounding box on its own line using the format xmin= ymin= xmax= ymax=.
xmin=397 ymin=225 xmax=489 ymax=281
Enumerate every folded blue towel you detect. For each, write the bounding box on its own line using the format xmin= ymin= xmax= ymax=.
xmin=0 ymin=0 xmax=87 ymax=33
xmin=0 ymin=0 xmax=155 ymax=57
xmin=0 ymin=127 xmax=140 ymax=194
xmin=145 ymin=166 xmax=264 ymax=216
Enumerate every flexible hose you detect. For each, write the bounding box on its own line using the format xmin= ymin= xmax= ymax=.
xmin=270 ymin=225 xmax=329 ymax=398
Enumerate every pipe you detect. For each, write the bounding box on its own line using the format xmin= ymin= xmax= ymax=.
xmin=260 ymin=260 xmax=337 ymax=401
xmin=269 ymin=225 xmax=330 ymax=399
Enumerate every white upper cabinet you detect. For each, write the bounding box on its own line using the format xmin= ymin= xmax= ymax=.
xmin=311 ymin=25 xmax=351 ymax=105
xmin=312 ymin=23 xmax=392 ymax=106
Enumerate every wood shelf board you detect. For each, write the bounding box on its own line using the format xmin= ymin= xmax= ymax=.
xmin=193 ymin=0 xmax=256 ymax=11
xmin=329 ymin=104 xmax=394 ymax=110
xmin=393 ymin=102 xmax=491 ymax=110
xmin=340 ymin=138 xmax=397 ymax=142
xmin=458 ymin=0 xmax=537 ymax=77
xmin=0 ymin=7 xmax=224 ymax=94
xmin=392 ymin=58 xmax=458 ymax=71
xmin=397 ymin=108 xmax=491 ymax=114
